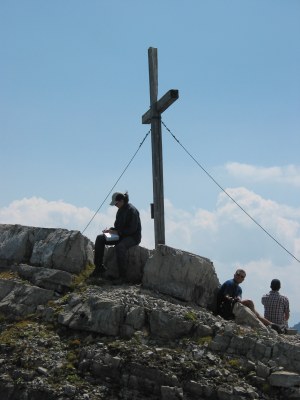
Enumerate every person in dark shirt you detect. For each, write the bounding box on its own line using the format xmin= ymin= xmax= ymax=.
xmin=216 ymin=269 xmax=245 ymax=320
xmin=217 ymin=269 xmax=283 ymax=332
xmin=92 ymin=191 xmax=141 ymax=280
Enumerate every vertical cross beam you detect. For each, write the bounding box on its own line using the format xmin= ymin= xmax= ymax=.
xmin=142 ymin=47 xmax=179 ymax=248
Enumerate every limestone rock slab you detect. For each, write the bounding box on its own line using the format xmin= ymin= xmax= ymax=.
xmin=11 ymin=264 xmax=74 ymax=293
xmin=0 ymin=224 xmax=93 ymax=274
xmin=269 ymin=371 xmax=300 ymax=387
xmin=103 ymin=245 xmax=151 ymax=283
xmin=0 ymin=280 xmax=54 ymax=317
xmin=142 ymin=245 xmax=219 ymax=309
xmin=58 ymin=295 xmax=125 ymax=336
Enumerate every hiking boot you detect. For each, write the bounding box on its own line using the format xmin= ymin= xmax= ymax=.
xmin=90 ymin=265 xmax=106 ymax=278
xmin=271 ymin=323 xmax=285 ymax=334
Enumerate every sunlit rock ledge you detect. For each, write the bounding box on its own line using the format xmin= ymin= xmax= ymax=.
xmin=0 ymin=223 xmax=299 ymax=400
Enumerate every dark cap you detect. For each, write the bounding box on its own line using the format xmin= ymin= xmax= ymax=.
xmin=109 ymin=192 xmax=124 ymax=205
xmin=271 ymin=279 xmax=281 ymax=291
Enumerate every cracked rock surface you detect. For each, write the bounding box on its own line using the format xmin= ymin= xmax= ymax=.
xmin=1 ymin=225 xmax=300 ymax=399
xmin=0 ymin=279 xmax=300 ymax=400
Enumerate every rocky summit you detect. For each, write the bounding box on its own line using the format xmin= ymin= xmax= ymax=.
xmin=0 ymin=224 xmax=300 ymax=400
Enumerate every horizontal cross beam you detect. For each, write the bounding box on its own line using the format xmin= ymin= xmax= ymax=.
xmin=142 ymin=89 xmax=179 ymax=124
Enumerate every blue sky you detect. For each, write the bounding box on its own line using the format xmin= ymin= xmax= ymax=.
xmin=1 ymin=1 xmax=300 ymax=324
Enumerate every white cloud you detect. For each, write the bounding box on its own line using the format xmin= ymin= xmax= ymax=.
xmin=0 ymin=197 xmax=112 ymax=244
xmin=1 ymin=193 xmax=300 ymax=325
xmin=225 ymin=162 xmax=300 ymax=187
xmin=216 ymin=187 xmax=300 ymax=241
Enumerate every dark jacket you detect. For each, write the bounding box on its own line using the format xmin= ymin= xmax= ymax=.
xmin=113 ymin=203 xmax=141 ymax=243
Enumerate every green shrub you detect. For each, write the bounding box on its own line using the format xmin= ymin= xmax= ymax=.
xmin=184 ymin=311 xmax=197 ymax=321
xmin=196 ymin=336 xmax=212 ymax=346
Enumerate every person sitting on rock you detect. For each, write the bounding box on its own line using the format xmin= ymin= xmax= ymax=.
xmin=91 ymin=191 xmax=141 ymax=281
xmin=217 ymin=269 xmax=283 ymax=333
xmin=261 ymin=279 xmax=290 ymax=329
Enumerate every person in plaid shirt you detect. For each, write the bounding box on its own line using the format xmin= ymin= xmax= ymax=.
xmin=261 ymin=279 xmax=290 ymax=327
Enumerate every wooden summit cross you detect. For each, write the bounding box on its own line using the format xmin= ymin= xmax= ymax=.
xmin=142 ymin=47 xmax=179 ymax=248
